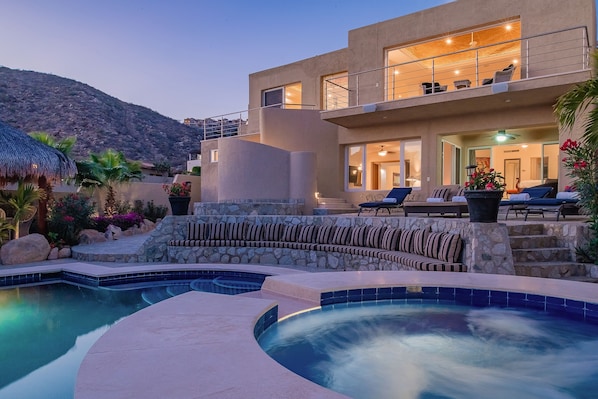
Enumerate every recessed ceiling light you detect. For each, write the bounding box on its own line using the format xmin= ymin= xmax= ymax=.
xmin=505 ymin=24 xmax=512 ymax=31
xmin=445 ymin=38 xmax=452 ymax=44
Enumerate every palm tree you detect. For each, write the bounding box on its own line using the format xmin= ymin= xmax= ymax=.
xmin=29 ymin=132 xmax=77 ymax=234
xmin=77 ymin=149 xmax=142 ymax=216
xmin=8 ymin=179 xmax=43 ymax=238
xmin=554 ymin=51 xmax=598 ymax=146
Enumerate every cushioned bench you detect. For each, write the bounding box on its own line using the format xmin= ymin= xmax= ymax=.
xmin=168 ymin=222 xmax=465 ymax=272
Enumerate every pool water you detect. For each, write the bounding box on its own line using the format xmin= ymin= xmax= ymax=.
xmin=0 ymin=277 xmax=262 ymax=399
xmin=258 ymin=301 xmax=598 ymax=399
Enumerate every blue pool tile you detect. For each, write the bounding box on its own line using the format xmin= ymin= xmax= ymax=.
xmin=438 ymin=287 xmax=455 ymax=300
xmin=565 ymin=299 xmax=585 ymax=309
xmin=391 ymin=286 xmax=407 ymax=299
xmin=585 ymin=310 xmax=598 ymax=325
xmin=563 ymin=306 xmax=585 ymax=321
xmin=377 ymin=287 xmax=392 ymax=300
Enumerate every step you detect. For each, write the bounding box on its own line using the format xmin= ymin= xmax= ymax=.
xmin=514 ymin=262 xmax=589 ymax=279
xmin=511 ymin=247 xmax=571 ymax=263
xmin=317 ymin=197 xmax=349 ymax=204
xmin=507 ymin=224 xmax=544 ymax=236
xmin=509 ymin=234 xmax=557 ymax=249
xmin=313 ymin=208 xmax=358 ymax=215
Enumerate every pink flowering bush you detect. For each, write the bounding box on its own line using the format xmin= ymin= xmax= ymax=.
xmin=464 ymin=167 xmax=506 ymax=191
xmin=92 ymin=212 xmax=144 ymax=233
xmin=560 ymin=138 xmax=598 ymax=262
xmin=48 ymin=193 xmax=96 ymax=245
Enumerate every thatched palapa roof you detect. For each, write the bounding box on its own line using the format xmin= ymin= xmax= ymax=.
xmin=0 ymin=120 xmax=77 ymax=184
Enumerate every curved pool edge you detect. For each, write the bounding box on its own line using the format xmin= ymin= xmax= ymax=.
xmin=74 ymin=268 xmax=598 ymax=399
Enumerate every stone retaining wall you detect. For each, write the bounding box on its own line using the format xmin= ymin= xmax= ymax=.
xmin=140 ymin=215 xmax=517 ymax=275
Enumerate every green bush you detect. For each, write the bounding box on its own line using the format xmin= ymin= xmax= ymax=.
xmin=133 ymin=199 xmax=168 ymax=222
xmin=191 ymin=166 xmax=201 ymax=176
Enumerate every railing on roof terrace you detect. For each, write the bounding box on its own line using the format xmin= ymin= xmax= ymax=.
xmin=201 ymin=103 xmax=316 ymax=141
xmin=323 ymin=26 xmax=591 ymax=110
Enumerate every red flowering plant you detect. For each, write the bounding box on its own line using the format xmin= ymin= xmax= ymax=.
xmin=48 ymin=193 xmax=96 ymax=246
xmin=163 ymin=181 xmax=191 ymax=197
xmin=464 ymin=167 xmax=506 ymax=191
xmin=560 ymin=138 xmax=598 ymax=262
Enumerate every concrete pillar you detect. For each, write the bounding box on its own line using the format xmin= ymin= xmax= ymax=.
xmin=290 ymin=151 xmax=317 ymax=215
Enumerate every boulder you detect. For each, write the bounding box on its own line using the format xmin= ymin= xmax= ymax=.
xmin=58 ymin=247 xmax=71 ymax=259
xmin=47 ymin=247 xmax=59 ymax=260
xmin=78 ymin=229 xmax=107 ymax=245
xmin=1 ymin=233 xmax=51 ymax=265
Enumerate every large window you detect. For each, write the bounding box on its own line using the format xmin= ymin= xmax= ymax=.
xmin=262 ymin=83 xmax=302 ymax=109
xmin=346 ymin=140 xmax=421 ymax=191
xmin=323 ymin=72 xmax=348 ymax=110
xmin=385 ymin=20 xmax=521 ymax=100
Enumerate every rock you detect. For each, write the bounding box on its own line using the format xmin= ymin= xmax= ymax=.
xmin=47 ymin=247 xmax=59 ymax=260
xmin=1 ymin=233 xmax=51 ymax=265
xmin=78 ymin=229 xmax=107 ymax=244
xmin=58 ymin=247 xmax=71 ymax=258
xmin=105 ymin=224 xmax=122 ymax=240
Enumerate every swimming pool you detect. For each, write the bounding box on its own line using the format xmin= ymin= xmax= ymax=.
xmin=258 ymin=300 xmax=598 ymax=399
xmin=0 ymin=270 xmax=266 ymax=399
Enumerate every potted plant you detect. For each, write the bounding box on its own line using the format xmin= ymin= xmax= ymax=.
xmin=163 ymin=181 xmax=191 ymax=215
xmin=463 ymin=167 xmax=506 ymax=223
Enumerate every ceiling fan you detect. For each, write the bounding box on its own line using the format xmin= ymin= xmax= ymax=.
xmin=494 ymin=130 xmax=518 ymax=142
xmin=377 ymin=145 xmax=396 ymax=156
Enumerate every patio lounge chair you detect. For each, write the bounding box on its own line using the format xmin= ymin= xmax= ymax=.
xmin=357 ymin=187 xmax=413 ymax=216
xmin=523 ymin=192 xmax=581 ymax=221
xmin=421 ymin=82 xmax=447 ymax=94
xmin=482 ymin=64 xmax=516 ymax=85
xmin=499 ymin=186 xmax=553 ymax=219
xmin=403 ymin=185 xmax=469 ymax=218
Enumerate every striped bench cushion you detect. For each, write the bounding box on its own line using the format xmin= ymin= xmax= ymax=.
xmin=187 ymin=223 xmax=209 ymax=240
xmin=431 ymin=187 xmax=452 ymax=201
xmin=330 ymin=226 xmax=352 ymax=245
xmin=366 ymin=226 xmax=387 ymax=248
xmin=263 ymin=223 xmax=283 ymax=241
xmin=209 ymin=223 xmax=227 ymax=240
xmin=244 ymin=224 xmax=263 ymax=241
xmin=297 ymin=225 xmax=317 ymax=243
xmin=226 ymin=222 xmax=247 ymax=240
xmin=350 ymin=226 xmax=370 ymax=247
xmin=282 ymin=224 xmax=300 ymax=242
xmin=424 ymin=232 xmax=463 ymax=263
xmin=380 ymin=228 xmax=402 ymax=251
xmin=316 ymin=225 xmax=335 ymax=244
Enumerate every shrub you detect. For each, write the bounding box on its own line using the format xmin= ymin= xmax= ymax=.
xmin=133 ymin=199 xmax=168 ymax=222
xmin=92 ymin=212 xmax=144 ymax=233
xmin=48 ymin=193 xmax=96 ymax=245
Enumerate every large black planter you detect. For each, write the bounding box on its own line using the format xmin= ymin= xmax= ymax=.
xmin=464 ymin=190 xmax=504 ymax=223
xmin=168 ymin=196 xmax=191 ymax=215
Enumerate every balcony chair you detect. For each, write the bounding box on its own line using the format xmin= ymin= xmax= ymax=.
xmin=421 ymin=82 xmax=447 ymax=95
xmin=482 ymin=64 xmax=516 ymax=85
xmin=357 ymin=187 xmax=413 ymax=216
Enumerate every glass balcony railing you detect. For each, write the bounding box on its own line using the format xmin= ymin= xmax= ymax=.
xmin=324 ymin=26 xmax=591 ymax=110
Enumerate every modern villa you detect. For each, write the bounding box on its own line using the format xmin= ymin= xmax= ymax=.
xmin=200 ymin=0 xmax=596 ymax=215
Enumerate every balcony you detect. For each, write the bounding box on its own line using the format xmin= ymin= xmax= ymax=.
xmin=322 ymin=26 xmax=591 ymax=128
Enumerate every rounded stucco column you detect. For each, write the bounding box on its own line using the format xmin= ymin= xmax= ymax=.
xmin=290 ymin=151 xmax=317 ymax=215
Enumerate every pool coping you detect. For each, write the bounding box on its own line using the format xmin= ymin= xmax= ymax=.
xmin=3 ymin=263 xmax=597 ymax=399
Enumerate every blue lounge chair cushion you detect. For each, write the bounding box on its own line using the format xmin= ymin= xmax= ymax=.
xmin=358 ymin=188 xmax=413 ymax=215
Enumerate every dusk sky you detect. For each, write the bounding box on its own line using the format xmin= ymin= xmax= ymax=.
xmin=1 ymin=1 xmax=451 ymax=122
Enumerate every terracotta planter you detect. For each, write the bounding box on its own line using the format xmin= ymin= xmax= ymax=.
xmin=168 ymin=196 xmax=190 ymax=216
xmin=464 ymin=190 xmax=504 ymax=223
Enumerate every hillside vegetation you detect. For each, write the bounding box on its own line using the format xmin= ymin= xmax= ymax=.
xmin=0 ymin=67 xmax=199 ymax=170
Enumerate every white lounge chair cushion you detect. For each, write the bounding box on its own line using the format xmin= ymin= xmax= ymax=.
xmin=509 ymin=193 xmax=530 ymax=201
xmin=426 ymin=197 xmax=445 ymax=202
xmin=451 ymin=196 xmax=467 ymax=202
xmin=382 ymin=197 xmax=398 ymax=203
xmin=556 ymin=191 xmax=580 ymax=200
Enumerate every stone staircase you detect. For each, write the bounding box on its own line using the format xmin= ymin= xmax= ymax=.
xmin=313 ymin=197 xmax=357 ymax=215
xmin=508 ymin=224 xmax=592 ymax=280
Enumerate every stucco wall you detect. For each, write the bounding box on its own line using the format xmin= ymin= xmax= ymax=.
xmin=259 ymin=107 xmax=339 ymax=197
